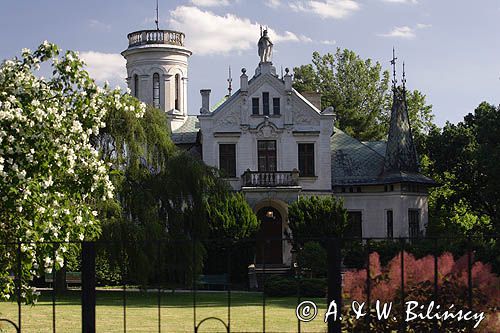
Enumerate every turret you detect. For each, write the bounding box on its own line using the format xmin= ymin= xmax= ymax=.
xmin=121 ymin=29 xmax=192 ymax=131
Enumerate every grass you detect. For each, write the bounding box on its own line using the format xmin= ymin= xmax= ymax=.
xmin=0 ymin=290 xmax=329 ymax=332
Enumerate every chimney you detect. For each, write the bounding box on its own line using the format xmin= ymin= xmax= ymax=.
xmin=284 ymin=67 xmax=292 ymax=92
xmin=301 ymin=92 xmax=322 ymax=110
xmin=240 ymin=68 xmax=248 ymax=93
xmin=200 ymin=89 xmax=211 ymax=114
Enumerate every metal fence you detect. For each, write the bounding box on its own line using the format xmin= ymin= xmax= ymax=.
xmin=0 ymin=236 xmax=496 ymax=332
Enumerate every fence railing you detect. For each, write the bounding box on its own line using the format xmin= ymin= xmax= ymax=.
xmin=0 ymin=236 xmax=496 ymax=332
xmin=127 ymin=30 xmax=185 ymax=47
xmin=242 ymin=170 xmax=299 ymax=187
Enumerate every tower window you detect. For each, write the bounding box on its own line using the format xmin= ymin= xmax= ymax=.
xmin=252 ymin=98 xmax=259 ymax=115
xmin=153 ymin=73 xmax=160 ymax=108
xmin=133 ymin=74 xmax=139 ymax=98
xmin=273 ymin=97 xmax=280 ymax=115
xmin=262 ymin=92 xmax=270 ymax=115
xmin=175 ymin=74 xmax=180 ymax=111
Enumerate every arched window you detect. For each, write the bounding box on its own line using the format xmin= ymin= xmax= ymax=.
xmin=133 ymin=74 xmax=139 ymax=98
xmin=175 ymin=74 xmax=180 ymax=111
xmin=153 ymin=73 xmax=160 ymax=108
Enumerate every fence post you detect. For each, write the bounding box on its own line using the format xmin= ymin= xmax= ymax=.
xmin=327 ymin=237 xmax=342 ymax=333
xmin=82 ymin=242 xmax=96 ymax=333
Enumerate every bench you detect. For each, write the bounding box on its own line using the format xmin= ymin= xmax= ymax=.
xmin=45 ymin=271 xmax=81 ymax=287
xmin=196 ymin=274 xmax=229 ymax=290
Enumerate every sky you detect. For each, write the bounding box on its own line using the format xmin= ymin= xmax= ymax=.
xmin=1 ymin=0 xmax=499 ymax=126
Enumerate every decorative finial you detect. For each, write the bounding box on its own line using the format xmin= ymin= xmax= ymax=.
xmin=390 ymin=47 xmax=398 ymax=88
xmin=227 ymin=66 xmax=233 ymax=96
xmin=260 ymin=25 xmax=263 ymax=37
xmin=155 ymin=0 xmax=159 ymax=30
xmin=285 ymin=67 xmax=290 ymax=74
xmin=281 ymin=65 xmax=283 ymax=79
xmin=242 ymin=68 xmax=246 ymax=74
xmin=402 ymin=61 xmax=406 ymax=91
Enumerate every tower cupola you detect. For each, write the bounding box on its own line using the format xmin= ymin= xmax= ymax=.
xmin=121 ymin=29 xmax=192 ymax=131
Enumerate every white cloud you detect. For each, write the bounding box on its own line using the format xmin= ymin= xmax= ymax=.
xmin=265 ymin=0 xmax=282 ymax=8
xmin=169 ymin=6 xmax=312 ymax=55
xmin=379 ymin=26 xmax=416 ymax=39
xmin=289 ymin=0 xmax=360 ymax=19
xmin=190 ymin=0 xmax=231 ymax=7
xmin=88 ymin=19 xmax=111 ymax=31
xmin=416 ymin=23 xmax=432 ymax=29
xmin=79 ymin=51 xmax=126 ymax=86
xmin=320 ymin=39 xmax=337 ymax=45
xmin=379 ymin=22 xmax=431 ymax=39
xmin=381 ymin=0 xmax=418 ymax=4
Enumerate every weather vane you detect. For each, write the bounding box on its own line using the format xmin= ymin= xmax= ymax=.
xmin=155 ymin=0 xmax=159 ymax=30
xmin=390 ymin=47 xmax=398 ymax=87
xmin=227 ymin=66 xmax=233 ymax=96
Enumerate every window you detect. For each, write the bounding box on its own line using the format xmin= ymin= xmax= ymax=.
xmin=298 ymin=143 xmax=315 ymax=176
xmin=262 ymin=92 xmax=270 ymax=115
xmin=153 ymin=73 xmax=160 ymax=108
xmin=258 ymin=140 xmax=276 ymax=172
xmin=346 ymin=212 xmax=362 ymax=238
xmin=133 ymin=74 xmax=139 ymax=98
xmin=252 ymin=98 xmax=259 ymax=115
xmin=219 ymin=144 xmax=236 ymax=177
xmin=408 ymin=209 xmax=420 ymax=239
xmin=273 ymin=98 xmax=280 ymax=115
xmin=175 ymin=74 xmax=180 ymax=111
xmin=386 ymin=210 xmax=393 ymax=239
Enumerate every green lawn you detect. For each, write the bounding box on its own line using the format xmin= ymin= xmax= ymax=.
xmin=0 ymin=290 xmax=328 ymax=332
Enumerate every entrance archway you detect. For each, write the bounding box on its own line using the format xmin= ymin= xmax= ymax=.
xmin=256 ymin=206 xmax=283 ymax=264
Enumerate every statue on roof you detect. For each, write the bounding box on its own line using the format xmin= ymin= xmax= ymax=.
xmin=258 ymin=28 xmax=273 ymax=63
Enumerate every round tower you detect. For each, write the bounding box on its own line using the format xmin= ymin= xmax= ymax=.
xmin=121 ymin=29 xmax=192 ymax=131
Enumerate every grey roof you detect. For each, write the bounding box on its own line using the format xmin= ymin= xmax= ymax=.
xmin=331 ymin=128 xmax=385 ymax=185
xmin=362 ymin=141 xmax=386 ymax=156
xmin=171 ymin=115 xmax=199 ymax=144
xmin=331 ymin=128 xmax=435 ymax=186
xmin=384 ymin=87 xmax=419 ymax=173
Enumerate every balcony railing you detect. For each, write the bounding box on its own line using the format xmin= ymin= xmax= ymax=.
xmin=242 ymin=170 xmax=299 ymax=187
xmin=127 ymin=30 xmax=185 ymax=47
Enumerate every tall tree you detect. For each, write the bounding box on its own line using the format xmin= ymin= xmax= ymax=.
xmin=0 ymin=42 xmax=145 ymax=302
xmin=422 ymin=102 xmax=499 ymax=236
xmin=294 ymin=49 xmax=434 ymax=140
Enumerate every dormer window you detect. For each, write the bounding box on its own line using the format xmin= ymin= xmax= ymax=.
xmin=252 ymin=97 xmax=259 ymax=115
xmin=262 ymin=92 xmax=270 ymax=115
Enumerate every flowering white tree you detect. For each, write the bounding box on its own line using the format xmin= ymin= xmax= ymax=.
xmin=0 ymin=42 xmax=145 ymax=302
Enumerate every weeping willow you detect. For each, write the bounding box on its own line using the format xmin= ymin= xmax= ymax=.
xmin=91 ymin=105 xmax=237 ymax=286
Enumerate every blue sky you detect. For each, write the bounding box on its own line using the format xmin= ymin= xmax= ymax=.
xmin=1 ymin=0 xmax=499 ymax=126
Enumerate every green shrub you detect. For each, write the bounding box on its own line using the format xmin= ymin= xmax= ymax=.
xmin=297 ymin=242 xmax=327 ymax=277
xmin=298 ymin=278 xmax=327 ymax=297
xmin=264 ymin=275 xmax=327 ymax=297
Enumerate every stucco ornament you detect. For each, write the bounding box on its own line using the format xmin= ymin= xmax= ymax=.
xmin=256 ymin=117 xmax=279 ymax=138
xmin=258 ymin=29 xmax=273 ymax=63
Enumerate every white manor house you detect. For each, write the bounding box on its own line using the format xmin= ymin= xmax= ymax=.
xmin=121 ymin=27 xmax=435 ymax=266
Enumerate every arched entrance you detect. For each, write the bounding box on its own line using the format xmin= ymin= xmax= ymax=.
xmin=256 ymin=206 xmax=283 ymax=264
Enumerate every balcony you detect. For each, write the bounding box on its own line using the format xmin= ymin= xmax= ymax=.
xmin=127 ymin=29 xmax=185 ymax=48
xmin=242 ymin=170 xmax=299 ymax=187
